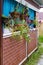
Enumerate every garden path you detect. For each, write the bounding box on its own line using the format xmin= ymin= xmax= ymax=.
xmin=37 ymin=55 xmax=43 ymax=65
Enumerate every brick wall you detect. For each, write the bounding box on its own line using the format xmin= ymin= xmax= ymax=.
xmin=3 ymin=30 xmax=37 ymax=65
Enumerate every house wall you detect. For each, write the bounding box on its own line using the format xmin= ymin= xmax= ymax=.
xmin=36 ymin=12 xmax=43 ymax=36
xmin=2 ymin=0 xmax=38 ymax=65
xmin=2 ymin=0 xmax=35 ymax=20
xmin=38 ymin=22 xmax=43 ymax=36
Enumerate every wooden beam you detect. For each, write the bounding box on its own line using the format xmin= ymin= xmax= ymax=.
xmin=0 ymin=0 xmax=3 ymax=65
xmin=25 ymin=0 xmax=40 ymax=9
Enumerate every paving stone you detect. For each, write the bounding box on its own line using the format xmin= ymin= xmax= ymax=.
xmin=37 ymin=63 xmax=40 ymax=65
xmin=37 ymin=55 xmax=43 ymax=65
xmin=41 ymin=55 xmax=43 ymax=58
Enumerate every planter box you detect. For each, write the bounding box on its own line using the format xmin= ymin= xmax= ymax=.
xmin=3 ymin=29 xmax=37 ymax=65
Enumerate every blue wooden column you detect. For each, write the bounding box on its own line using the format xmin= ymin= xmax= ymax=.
xmin=29 ymin=8 xmax=35 ymax=20
xmin=2 ymin=0 xmax=11 ymax=16
xmin=2 ymin=0 xmax=18 ymax=17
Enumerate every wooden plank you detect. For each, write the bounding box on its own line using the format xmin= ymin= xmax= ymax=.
xmin=0 ymin=0 xmax=3 ymax=65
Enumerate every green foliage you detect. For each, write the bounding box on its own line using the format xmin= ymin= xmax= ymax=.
xmin=22 ymin=36 xmax=43 ymax=65
xmin=22 ymin=7 xmax=29 ymax=16
xmin=38 ymin=35 xmax=43 ymax=43
xmin=11 ymin=19 xmax=29 ymax=42
xmin=8 ymin=11 xmax=29 ymax=42
xmin=33 ymin=19 xmax=38 ymax=27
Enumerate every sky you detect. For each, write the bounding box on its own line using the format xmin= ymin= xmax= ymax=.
xmin=39 ymin=8 xmax=43 ymax=12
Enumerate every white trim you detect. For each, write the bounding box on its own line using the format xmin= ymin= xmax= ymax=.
xmin=25 ymin=1 xmax=39 ymax=12
xmin=16 ymin=0 xmax=39 ymax=12
xmin=30 ymin=28 xmax=37 ymax=31
xmin=28 ymin=47 xmax=37 ymax=57
xmin=19 ymin=47 xmax=37 ymax=65
xmin=26 ymin=42 xmax=28 ymax=57
xmin=3 ymin=33 xmax=12 ymax=38
xmin=3 ymin=31 xmax=20 ymax=38
xmin=19 ymin=57 xmax=27 ymax=65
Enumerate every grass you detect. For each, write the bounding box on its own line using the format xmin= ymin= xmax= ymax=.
xmin=38 ymin=35 xmax=43 ymax=43
xmin=22 ymin=36 xmax=43 ymax=65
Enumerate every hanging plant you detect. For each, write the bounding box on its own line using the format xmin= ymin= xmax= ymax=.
xmin=8 ymin=11 xmax=30 ymax=42
xmin=11 ymin=18 xmax=30 ymax=42
xmin=33 ymin=19 xmax=38 ymax=28
xmin=15 ymin=3 xmax=19 ymax=11
xmin=21 ymin=6 xmax=29 ymax=17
